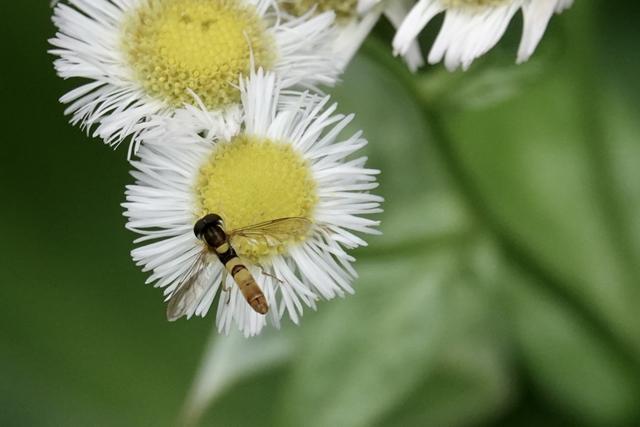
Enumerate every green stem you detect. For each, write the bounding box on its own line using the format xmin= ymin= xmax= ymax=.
xmin=361 ymin=34 xmax=640 ymax=376
xmin=571 ymin=0 xmax=640 ymax=306
xmin=423 ymin=108 xmax=640 ymax=372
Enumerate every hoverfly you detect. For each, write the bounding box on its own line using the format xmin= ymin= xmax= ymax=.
xmin=166 ymin=213 xmax=312 ymax=320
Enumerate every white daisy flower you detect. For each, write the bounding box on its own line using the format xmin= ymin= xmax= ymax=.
xmin=123 ymin=69 xmax=382 ymax=337
xmin=393 ymin=0 xmax=574 ymax=71
xmin=279 ymin=0 xmax=424 ymax=71
xmin=49 ymin=0 xmax=338 ymax=148
xmin=356 ymin=0 xmax=424 ymax=71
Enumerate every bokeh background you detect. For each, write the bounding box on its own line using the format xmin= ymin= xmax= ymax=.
xmin=2 ymin=1 xmax=640 ymax=426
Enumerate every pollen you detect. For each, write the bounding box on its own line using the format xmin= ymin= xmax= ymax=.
xmin=122 ymin=0 xmax=275 ymax=109
xmin=197 ymin=135 xmax=317 ymax=261
xmin=282 ymin=0 xmax=357 ymax=20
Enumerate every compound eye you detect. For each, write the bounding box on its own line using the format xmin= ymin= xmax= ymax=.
xmin=193 ymin=213 xmax=222 ymax=238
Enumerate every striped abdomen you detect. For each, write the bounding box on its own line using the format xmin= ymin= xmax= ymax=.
xmin=215 ymin=242 xmax=268 ymax=314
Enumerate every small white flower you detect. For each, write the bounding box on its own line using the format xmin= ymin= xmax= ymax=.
xmin=356 ymin=0 xmax=424 ymax=71
xmin=49 ymin=0 xmax=338 ymax=148
xmin=280 ymin=0 xmax=424 ymax=71
xmin=393 ymin=0 xmax=573 ymax=71
xmin=123 ymin=69 xmax=382 ymax=337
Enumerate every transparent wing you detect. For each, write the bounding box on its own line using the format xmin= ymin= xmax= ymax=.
xmin=228 ymin=217 xmax=312 ymax=250
xmin=166 ymin=251 xmax=210 ymax=321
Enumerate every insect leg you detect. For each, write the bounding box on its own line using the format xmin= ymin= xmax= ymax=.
xmin=259 ymin=265 xmax=285 ymax=284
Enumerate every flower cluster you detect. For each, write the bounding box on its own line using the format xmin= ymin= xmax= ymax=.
xmin=49 ymin=0 xmax=571 ymax=336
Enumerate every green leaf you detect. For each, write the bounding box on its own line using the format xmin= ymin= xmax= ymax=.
xmin=499 ymin=263 xmax=640 ymax=426
xmin=375 ymin=342 xmax=511 ymax=427
xmin=180 ymin=330 xmax=292 ymax=426
xmin=277 ymin=243 xmax=510 ymax=427
xmin=419 ymin=2 xmax=640 ymax=424
xmin=374 ymin=240 xmax=514 ymax=427
xmin=330 ymin=55 xmax=471 ymax=252
xmin=458 ymin=78 xmax=636 ymax=332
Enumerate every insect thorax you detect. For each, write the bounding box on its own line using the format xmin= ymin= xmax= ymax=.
xmin=203 ymin=225 xmax=228 ymax=249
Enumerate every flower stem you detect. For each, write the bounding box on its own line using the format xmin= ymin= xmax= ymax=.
xmin=361 ymin=34 xmax=640 ymax=377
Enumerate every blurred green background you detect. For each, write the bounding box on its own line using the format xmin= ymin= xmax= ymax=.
xmin=2 ymin=1 xmax=640 ymax=426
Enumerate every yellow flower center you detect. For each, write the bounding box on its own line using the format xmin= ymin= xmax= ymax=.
xmin=197 ymin=135 xmax=317 ymax=261
xmin=443 ymin=0 xmax=510 ymax=9
xmin=282 ymin=0 xmax=357 ymax=20
xmin=122 ymin=0 xmax=275 ymax=109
